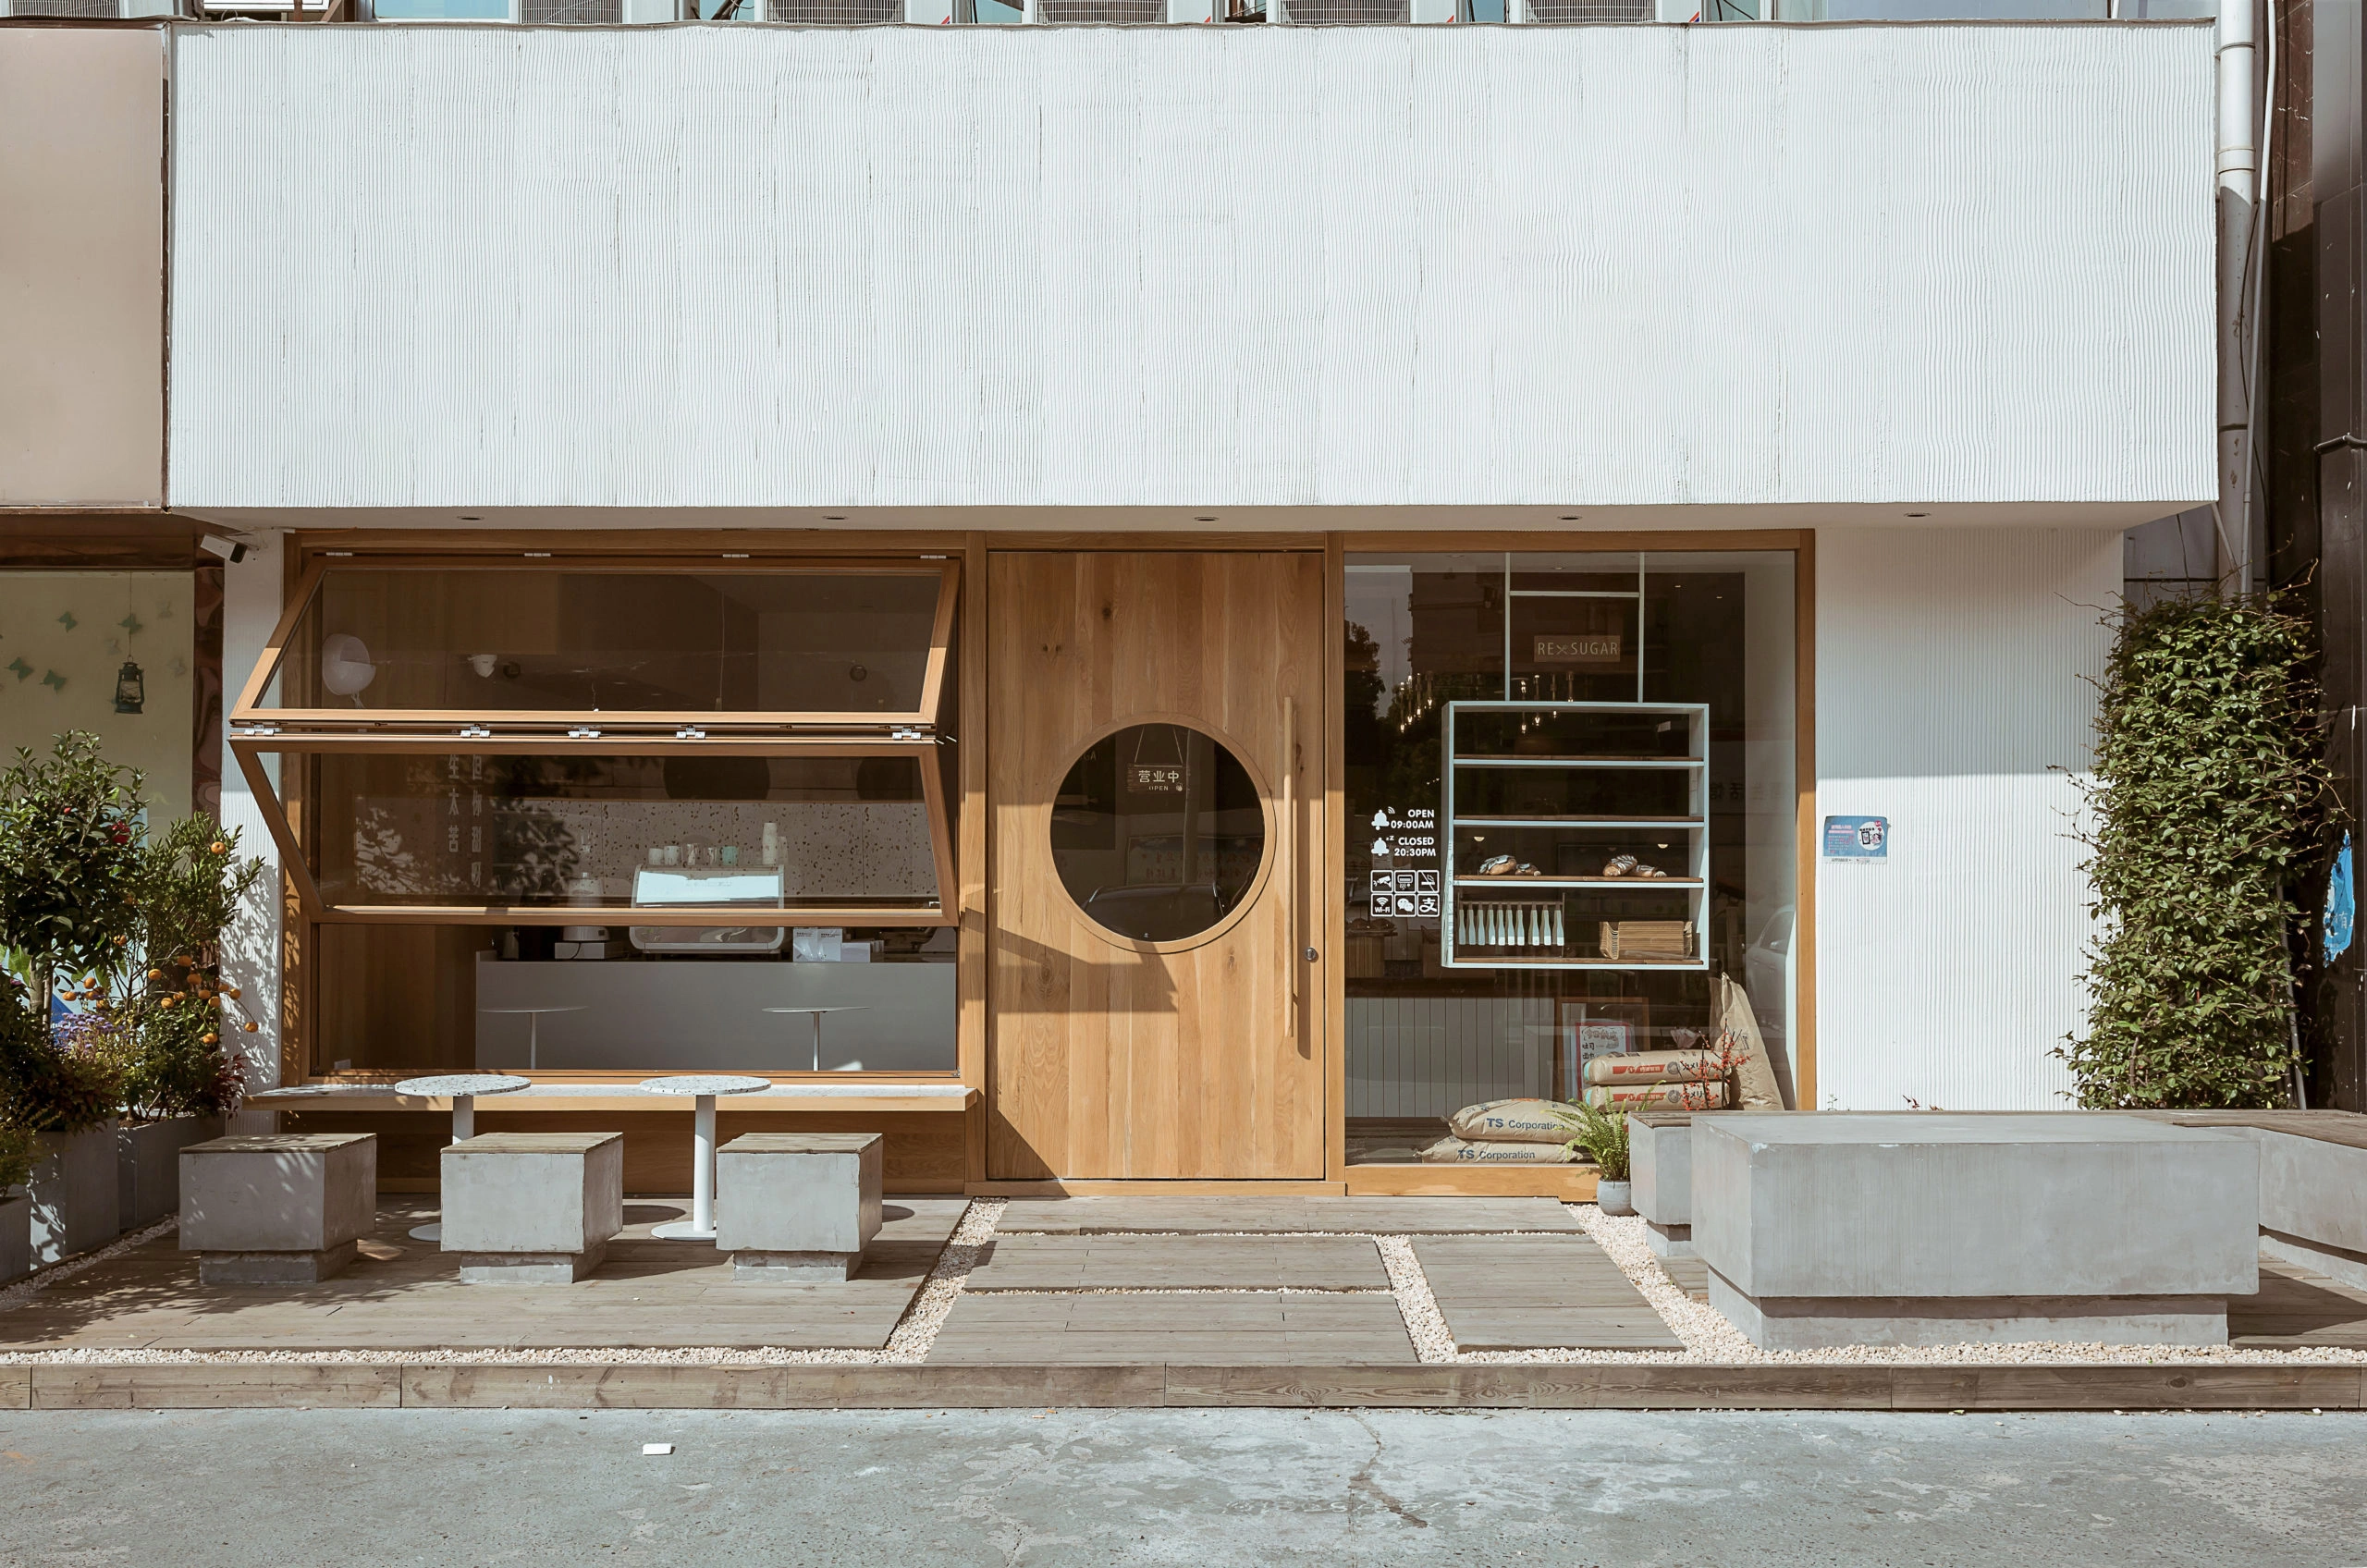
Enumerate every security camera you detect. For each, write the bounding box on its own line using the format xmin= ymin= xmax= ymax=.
xmin=199 ymin=535 xmax=250 ymax=564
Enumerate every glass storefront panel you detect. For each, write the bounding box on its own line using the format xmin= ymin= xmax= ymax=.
xmin=250 ymin=553 xmax=963 ymax=1080
xmin=1343 ymin=549 xmax=1797 ymax=1165
xmin=251 ymin=562 xmax=950 ymax=723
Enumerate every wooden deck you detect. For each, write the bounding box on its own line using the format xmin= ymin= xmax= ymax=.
xmin=3 ymin=1193 xmax=2364 ymax=1409
xmin=963 ymin=1233 xmax=1391 ymax=1291
xmin=929 ymin=1293 xmax=1418 ymax=1365
xmin=0 ymin=1200 xmax=963 ymax=1353
xmin=1416 ymin=1235 xmax=1683 ymax=1351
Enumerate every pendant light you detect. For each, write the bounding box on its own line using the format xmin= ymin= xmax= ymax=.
xmin=113 ymin=576 xmax=144 ymax=714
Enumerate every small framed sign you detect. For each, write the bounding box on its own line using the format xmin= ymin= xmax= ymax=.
xmin=1823 ymin=815 xmax=1888 ymax=861
xmin=1126 ymin=763 xmax=1185 ymax=794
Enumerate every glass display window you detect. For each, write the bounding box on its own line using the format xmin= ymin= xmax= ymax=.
xmin=232 ymin=556 xmax=959 ymax=927
xmin=238 ymin=558 xmax=954 ymax=729
xmin=1343 ymin=548 xmax=1798 ymax=1169
xmin=244 ymin=553 xmax=963 ymax=1080
xmin=235 ymin=737 xmax=953 ymax=925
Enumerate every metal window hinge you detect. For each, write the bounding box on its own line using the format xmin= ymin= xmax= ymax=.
xmin=459 ymin=726 xmax=492 ymax=739
xmin=675 ymin=727 xmax=706 ymax=740
xmin=891 ymin=728 xmax=926 ymax=741
xmin=567 ymin=727 xmax=602 ymax=740
xmin=234 ymin=725 xmax=279 ymax=737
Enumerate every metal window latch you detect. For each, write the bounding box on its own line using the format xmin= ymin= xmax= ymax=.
xmin=567 ymin=727 xmax=602 ymax=740
xmin=891 ymin=728 xmax=926 ymax=741
xmin=1304 ymin=946 xmax=1319 ymax=963
xmin=459 ymin=725 xmax=492 ymax=739
xmin=675 ymin=727 xmax=706 ymax=741
xmin=234 ymin=725 xmax=279 ymax=738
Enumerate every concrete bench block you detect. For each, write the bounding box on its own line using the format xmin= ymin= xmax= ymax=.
xmin=29 ymin=1124 xmax=120 ymax=1267
xmin=441 ymin=1133 xmax=622 ymax=1284
xmin=1629 ymin=1112 xmax=1695 ymax=1258
xmin=1694 ymin=1114 xmax=2257 ymax=1349
xmin=715 ymin=1133 xmax=882 ymax=1282
xmin=180 ymin=1133 xmax=376 ymax=1285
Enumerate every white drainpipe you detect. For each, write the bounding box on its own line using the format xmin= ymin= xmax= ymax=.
xmin=2216 ymin=0 xmax=2259 ymax=594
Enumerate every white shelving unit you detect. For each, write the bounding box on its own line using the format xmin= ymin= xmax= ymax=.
xmin=1440 ymin=700 xmax=1709 ymax=972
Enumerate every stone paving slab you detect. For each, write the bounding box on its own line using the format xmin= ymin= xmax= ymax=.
xmin=964 ymin=1234 xmax=1388 ymax=1291
xmin=1415 ymin=1235 xmax=1684 ymax=1352
xmin=927 ymin=1291 xmax=1417 ymax=1365
xmin=994 ymin=1197 xmax=1583 ymax=1234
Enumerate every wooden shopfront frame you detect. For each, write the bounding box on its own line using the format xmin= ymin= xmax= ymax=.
xmin=262 ymin=528 xmax=1814 ymax=1200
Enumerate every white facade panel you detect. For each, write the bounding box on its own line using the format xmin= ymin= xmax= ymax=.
xmin=1813 ymin=525 xmax=2118 ymax=1111
xmin=168 ymin=22 xmax=2213 ymax=516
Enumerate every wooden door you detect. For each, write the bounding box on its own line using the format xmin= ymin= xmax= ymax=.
xmin=987 ymin=551 xmax=1325 ymax=1181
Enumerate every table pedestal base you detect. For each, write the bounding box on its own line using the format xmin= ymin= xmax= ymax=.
xmin=649 ymin=1219 xmax=717 ymax=1243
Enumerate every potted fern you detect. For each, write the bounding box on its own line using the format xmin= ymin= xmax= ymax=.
xmin=1559 ymin=1100 xmax=1634 ymax=1216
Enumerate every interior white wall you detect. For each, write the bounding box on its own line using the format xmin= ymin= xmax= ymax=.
xmin=1813 ymin=525 xmax=2118 ymax=1110
xmin=218 ymin=533 xmax=285 ymax=1125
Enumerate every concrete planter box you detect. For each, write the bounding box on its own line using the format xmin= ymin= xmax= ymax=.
xmin=1 ymin=1192 xmax=30 ymax=1285
xmin=442 ymin=1133 xmax=622 ymax=1283
xmin=181 ymin=1133 xmax=376 ymax=1284
xmin=2223 ymin=1125 xmax=2367 ymax=1293
xmin=1694 ymin=1113 xmax=2258 ymax=1349
xmin=27 ymin=1122 xmax=121 ymax=1267
xmin=118 ymin=1116 xmax=225 ymax=1231
xmin=1629 ymin=1111 xmax=1695 ymax=1257
xmin=716 ymin=1133 xmax=883 ymax=1282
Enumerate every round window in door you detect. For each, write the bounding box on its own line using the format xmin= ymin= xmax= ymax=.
xmin=1050 ymin=723 xmax=1267 ymax=944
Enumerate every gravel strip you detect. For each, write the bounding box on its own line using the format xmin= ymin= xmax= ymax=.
xmin=1376 ymin=1235 xmax=1455 ymax=1364
xmin=877 ymin=1196 xmax=1004 ymax=1363
xmin=1567 ymin=1202 xmax=2367 ymax=1367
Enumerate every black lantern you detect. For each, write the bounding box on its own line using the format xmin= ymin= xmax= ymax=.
xmin=113 ymin=658 xmax=144 ymax=715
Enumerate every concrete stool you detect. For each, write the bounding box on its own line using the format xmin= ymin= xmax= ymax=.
xmin=1694 ymin=1113 xmax=2259 ymax=1349
xmin=441 ymin=1133 xmax=623 ymax=1284
xmin=180 ymin=1133 xmax=376 ymax=1285
xmin=714 ymin=1133 xmax=883 ymax=1282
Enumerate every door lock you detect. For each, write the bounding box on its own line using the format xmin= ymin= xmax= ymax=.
xmin=1304 ymin=946 xmax=1319 ymax=962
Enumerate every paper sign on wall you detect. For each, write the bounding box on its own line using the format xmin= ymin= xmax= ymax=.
xmin=1823 ymin=815 xmax=1888 ymax=862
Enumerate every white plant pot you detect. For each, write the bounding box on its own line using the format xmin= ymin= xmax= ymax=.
xmin=28 ymin=1121 xmax=121 ymax=1267
xmin=0 ymin=1192 xmax=31 ymax=1285
xmin=1595 ymin=1179 xmax=1635 ymax=1217
xmin=118 ymin=1115 xmax=226 ymax=1231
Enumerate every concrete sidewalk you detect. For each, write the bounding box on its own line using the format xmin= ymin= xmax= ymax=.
xmin=4 ymin=1407 xmax=2363 ymax=1566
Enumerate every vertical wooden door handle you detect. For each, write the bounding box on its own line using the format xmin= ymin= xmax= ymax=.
xmin=1282 ymin=694 xmax=1298 ymax=1044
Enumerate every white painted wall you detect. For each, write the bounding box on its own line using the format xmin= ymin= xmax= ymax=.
xmin=217 ymin=533 xmax=285 ymax=1125
xmin=167 ymin=22 xmax=2214 ymax=518
xmin=1813 ymin=525 xmax=2118 ymax=1110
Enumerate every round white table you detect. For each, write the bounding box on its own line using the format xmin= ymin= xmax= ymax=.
xmin=394 ymin=1072 xmax=533 ymax=1242
xmin=638 ymin=1074 xmax=772 ymax=1241
xmin=763 ymin=1005 xmax=870 ymax=1072
xmin=477 ymin=1005 xmax=584 ymax=1071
